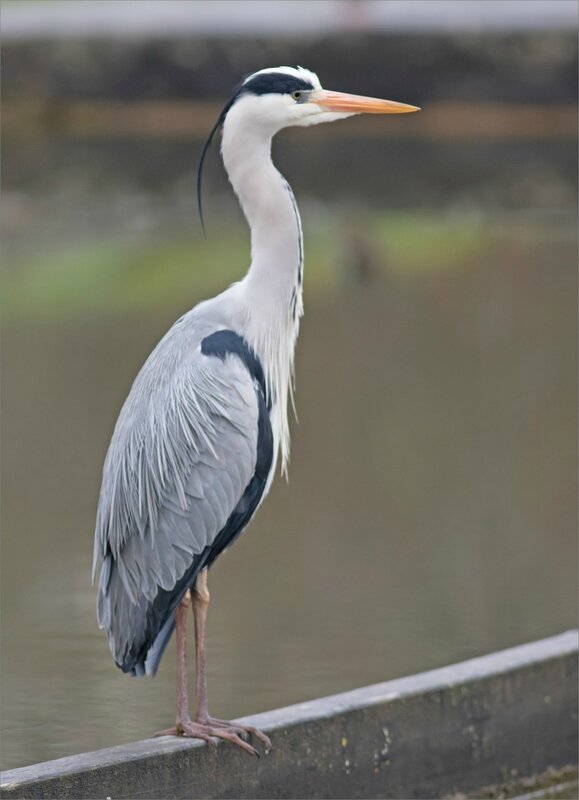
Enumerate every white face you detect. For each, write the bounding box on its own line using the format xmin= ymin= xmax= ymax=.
xmin=231 ymin=66 xmax=356 ymax=134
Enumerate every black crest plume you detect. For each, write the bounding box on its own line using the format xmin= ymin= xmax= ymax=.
xmin=196 ymin=92 xmax=239 ymax=236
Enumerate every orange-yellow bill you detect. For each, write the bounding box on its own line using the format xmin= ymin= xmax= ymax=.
xmin=313 ymin=90 xmax=420 ymax=114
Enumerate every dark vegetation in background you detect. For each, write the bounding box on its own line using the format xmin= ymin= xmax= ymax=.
xmin=3 ymin=32 xmax=577 ymax=104
xmin=3 ymin=137 xmax=576 ymax=213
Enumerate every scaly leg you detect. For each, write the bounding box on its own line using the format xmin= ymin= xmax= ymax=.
xmin=154 ymin=571 xmax=271 ymax=756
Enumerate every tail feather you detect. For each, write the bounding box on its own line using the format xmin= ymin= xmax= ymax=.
xmin=98 ymin=551 xmax=207 ymax=677
xmin=130 ymin=614 xmax=176 ymax=677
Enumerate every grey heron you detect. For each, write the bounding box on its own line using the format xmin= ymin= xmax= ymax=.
xmin=93 ymin=66 xmax=418 ymax=756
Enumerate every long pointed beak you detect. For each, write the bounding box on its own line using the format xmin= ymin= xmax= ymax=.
xmin=312 ymin=90 xmax=420 ymax=115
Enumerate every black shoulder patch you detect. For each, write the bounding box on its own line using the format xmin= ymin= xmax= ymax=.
xmin=201 ymin=329 xmax=267 ymax=402
xmin=242 ymin=72 xmax=314 ymax=97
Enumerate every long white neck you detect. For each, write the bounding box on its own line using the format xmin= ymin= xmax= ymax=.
xmin=221 ymin=111 xmax=304 ymax=474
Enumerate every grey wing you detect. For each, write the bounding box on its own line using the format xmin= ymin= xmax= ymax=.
xmin=93 ymin=341 xmax=268 ymax=676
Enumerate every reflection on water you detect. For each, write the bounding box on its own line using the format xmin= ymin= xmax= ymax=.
xmin=1 ymin=135 xmax=577 ymax=770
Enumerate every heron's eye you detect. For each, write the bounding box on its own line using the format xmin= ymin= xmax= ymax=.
xmin=291 ymin=91 xmax=303 ymax=101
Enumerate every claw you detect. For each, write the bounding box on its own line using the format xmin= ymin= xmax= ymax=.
xmin=245 ymin=726 xmax=272 ymax=751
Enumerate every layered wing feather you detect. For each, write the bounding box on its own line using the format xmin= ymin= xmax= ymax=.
xmin=93 ymin=321 xmax=264 ymax=675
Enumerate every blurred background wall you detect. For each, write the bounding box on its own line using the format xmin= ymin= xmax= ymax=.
xmin=1 ymin=0 xmax=577 ymax=771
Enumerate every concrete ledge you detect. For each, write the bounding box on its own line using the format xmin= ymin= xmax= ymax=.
xmin=2 ymin=631 xmax=577 ymax=800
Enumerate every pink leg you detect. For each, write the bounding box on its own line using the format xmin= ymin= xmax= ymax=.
xmin=192 ymin=569 xmax=210 ymax=722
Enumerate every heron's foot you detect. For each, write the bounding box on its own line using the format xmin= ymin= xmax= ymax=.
xmin=154 ymin=717 xmax=271 ymax=757
xmin=201 ymin=716 xmax=272 ymax=754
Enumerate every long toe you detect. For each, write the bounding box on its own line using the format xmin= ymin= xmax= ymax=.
xmin=205 ymin=726 xmax=259 ymax=757
xmin=199 ymin=717 xmax=272 ymax=753
xmin=154 ymin=722 xmax=218 ymax=746
xmin=154 ymin=726 xmax=180 ymax=738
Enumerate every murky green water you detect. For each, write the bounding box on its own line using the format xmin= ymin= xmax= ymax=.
xmin=1 ymin=133 xmax=577 ymax=770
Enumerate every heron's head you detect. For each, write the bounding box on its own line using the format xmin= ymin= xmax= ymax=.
xmin=224 ymin=66 xmax=419 ymax=133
